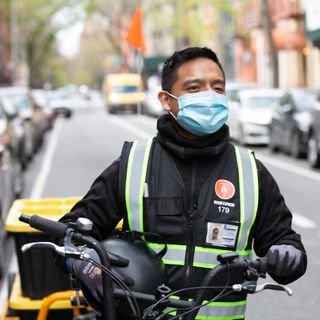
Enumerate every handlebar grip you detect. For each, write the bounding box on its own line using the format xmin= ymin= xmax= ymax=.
xmin=19 ymin=213 xmax=31 ymax=224
xmin=19 ymin=214 xmax=68 ymax=238
xmin=257 ymin=256 xmax=269 ymax=273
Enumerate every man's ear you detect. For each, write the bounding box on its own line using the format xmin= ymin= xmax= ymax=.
xmin=158 ymin=90 xmax=171 ymax=112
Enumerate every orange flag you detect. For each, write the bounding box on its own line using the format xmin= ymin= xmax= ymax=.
xmin=125 ymin=7 xmax=147 ymax=53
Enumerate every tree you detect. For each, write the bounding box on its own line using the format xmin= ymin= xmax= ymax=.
xmin=143 ymin=0 xmax=235 ymax=50
xmin=0 ymin=0 xmax=12 ymax=84
xmin=66 ymin=13 xmax=113 ymax=88
xmin=15 ymin=0 xmax=89 ymax=88
xmin=261 ymin=0 xmax=279 ymax=88
xmin=89 ymin=0 xmax=141 ymax=69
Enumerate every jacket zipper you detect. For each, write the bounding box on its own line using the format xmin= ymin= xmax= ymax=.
xmin=185 ymin=163 xmax=198 ymax=286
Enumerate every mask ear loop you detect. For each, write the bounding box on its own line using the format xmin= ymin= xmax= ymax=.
xmin=168 ymin=111 xmax=177 ymax=120
xmin=165 ymin=91 xmax=178 ymax=119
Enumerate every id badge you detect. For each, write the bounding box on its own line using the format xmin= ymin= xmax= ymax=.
xmin=206 ymin=221 xmax=239 ymax=250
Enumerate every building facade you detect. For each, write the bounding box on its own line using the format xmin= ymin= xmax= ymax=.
xmin=304 ymin=0 xmax=320 ymax=88
xmin=234 ymin=0 xmax=308 ymax=88
xmin=0 ymin=0 xmax=12 ymax=85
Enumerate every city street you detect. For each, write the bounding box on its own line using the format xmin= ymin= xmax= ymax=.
xmin=1 ymin=105 xmax=319 ymax=319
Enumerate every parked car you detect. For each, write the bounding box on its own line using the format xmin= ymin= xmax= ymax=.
xmin=0 ymin=87 xmax=47 ymax=160
xmin=0 ymin=102 xmax=24 ymax=278
xmin=32 ymin=89 xmax=55 ymax=129
xmin=228 ymin=88 xmax=283 ymax=145
xmin=0 ymin=96 xmax=26 ymax=167
xmin=47 ymin=90 xmax=73 ymax=118
xmin=226 ymin=81 xmax=259 ymax=108
xmin=269 ymin=88 xmax=320 ymax=158
xmin=308 ymin=95 xmax=320 ymax=168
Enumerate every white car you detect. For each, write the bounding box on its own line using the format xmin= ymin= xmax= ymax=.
xmin=226 ymin=82 xmax=259 ymax=103
xmin=228 ymin=88 xmax=284 ymax=145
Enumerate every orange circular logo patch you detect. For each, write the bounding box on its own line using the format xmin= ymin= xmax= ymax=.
xmin=215 ymin=179 xmax=235 ymax=200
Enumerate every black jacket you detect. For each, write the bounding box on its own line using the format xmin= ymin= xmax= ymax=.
xmin=59 ymin=114 xmax=307 ymax=285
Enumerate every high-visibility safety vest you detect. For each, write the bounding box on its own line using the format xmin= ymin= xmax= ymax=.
xmin=122 ymin=138 xmax=259 ymax=320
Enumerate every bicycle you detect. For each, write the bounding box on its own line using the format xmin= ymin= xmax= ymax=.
xmin=18 ymin=213 xmax=293 ymax=320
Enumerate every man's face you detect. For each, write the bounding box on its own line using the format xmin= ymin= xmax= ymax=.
xmin=158 ymin=57 xmax=226 ymax=116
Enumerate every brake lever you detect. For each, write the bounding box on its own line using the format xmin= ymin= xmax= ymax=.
xmin=21 ymin=241 xmax=90 ymax=260
xmin=233 ymin=282 xmax=293 ymax=296
xmin=255 ymin=283 xmax=293 ymax=296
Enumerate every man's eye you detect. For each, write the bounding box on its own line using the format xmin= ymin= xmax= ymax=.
xmin=214 ymin=87 xmax=224 ymax=94
xmin=187 ymin=86 xmax=199 ymax=92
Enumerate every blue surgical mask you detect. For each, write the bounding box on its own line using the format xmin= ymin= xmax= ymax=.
xmin=167 ymin=90 xmax=229 ymax=136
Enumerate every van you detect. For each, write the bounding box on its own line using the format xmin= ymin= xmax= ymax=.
xmin=103 ymin=73 xmax=145 ymax=113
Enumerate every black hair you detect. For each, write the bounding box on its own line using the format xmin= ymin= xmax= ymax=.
xmin=161 ymin=47 xmax=225 ymax=93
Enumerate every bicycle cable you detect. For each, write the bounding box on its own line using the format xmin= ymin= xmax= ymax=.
xmin=143 ymin=284 xmax=235 ymax=318
xmin=162 ymin=290 xmax=234 ymax=320
xmin=84 ymin=257 xmax=141 ymax=318
xmin=152 ymin=262 xmax=232 ymax=320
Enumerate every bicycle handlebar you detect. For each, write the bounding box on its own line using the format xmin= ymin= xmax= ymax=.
xmin=19 ymin=213 xmax=68 ymax=238
xmin=19 ymin=213 xmax=117 ymax=320
xmin=19 ymin=214 xmax=292 ymax=320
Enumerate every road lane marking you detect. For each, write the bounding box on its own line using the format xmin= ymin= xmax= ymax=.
xmin=30 ymin=119 xmax=63 ymax=198
xmin=109 ymin=116 xmax=320 ymax=183
xmin=107 ymin=115 xmax=153 ymax=139
xmin=0 ymin=252 xmax=18 ymax=313
xmin=256 ymin=153 xmax=320 ymax=183
xmin=108 ymin=117 xmax=319 ymax=230
xmin=1 ymin=121 xmax=63 ymax=310
xmin=292 ymin=212 xmax=317 ymax=229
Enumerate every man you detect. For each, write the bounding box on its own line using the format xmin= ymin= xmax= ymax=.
xmin=59 ymin=47 xmax=307 ymax=319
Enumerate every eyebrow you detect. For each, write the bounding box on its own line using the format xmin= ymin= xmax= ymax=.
xmin=182 ymin=78 xmax=225 ymax=87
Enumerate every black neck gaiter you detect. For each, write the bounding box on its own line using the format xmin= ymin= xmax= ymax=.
xmin=156 ymin=114 xmax=230 ymax=159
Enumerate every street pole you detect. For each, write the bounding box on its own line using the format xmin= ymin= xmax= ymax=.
xmin=135 ymin=49 xmax=144 ymax=114
xmin=10 ymin=0 xmax=19 ymax=85
xmin=261 ymin=0 xmax=279 ymax=88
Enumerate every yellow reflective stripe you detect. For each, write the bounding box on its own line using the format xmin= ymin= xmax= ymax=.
xmin=138 ymin=138 xmax=153 ymax=232
xmin=147 ymin=242 xmax=186 ymax=265
xmin=148 ymin=242 xmax=252 ymax=268
xmin=203 ymin=300 xmax=246 ymax=307
xmin=193 ymin=249 xmax=252 ymax=268
xmin=163 ymin=309 xmax=177 ymax=316
xmin=234 ymin=146 xmax=259 ymax=251
xmin=126 ymin=139 xmax=153 ymax=232
xmin=164 ymin=297 xmax=246 ymax=319
xmin=147 ymin=242 xmax=186 ymax=251
xmin=234 ymin=146 xmax=245 ymax=250
xmin=196 ymin=300 xmax=246 ymax=318
xmin=243 ymin=151 xmax=259 ymax=250
xmin=125 ymin=141 xmax=137 ymax=231
xmin=163 ymin=295 xmax=179 ymax=316
xmin=196 ymin=315 xmax=245 ymax=320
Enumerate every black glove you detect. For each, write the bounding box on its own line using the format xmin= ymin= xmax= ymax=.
xmin=267 ymin=244 xmax=302 ymax=277
xmin=70 ymin=248 xmax=133 ymax=304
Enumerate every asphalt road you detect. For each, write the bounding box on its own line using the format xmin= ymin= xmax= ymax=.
xmin=1 ymin=105 xmax=319 ymax=319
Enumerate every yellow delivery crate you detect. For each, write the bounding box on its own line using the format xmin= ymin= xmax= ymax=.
xmin=5 ymin=197 xmax=80 ymax=300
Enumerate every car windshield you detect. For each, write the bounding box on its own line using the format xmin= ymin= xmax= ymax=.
xmin=243 ymin=96 xmax=280 ymax=109
xmin=293 ymin=90 xmax=318 ymax=111
xmin=226 ymin=84 xmax=257 ymax=101
xmin=112 ymin=86 xmax=140 ymax=93
xmin=226 ymin=89 xmax=240 ymax=101
xmin=4 ymin=93 xmax=31 ymax=110
xmin=47 ymin=91 xmax=67 ymax=100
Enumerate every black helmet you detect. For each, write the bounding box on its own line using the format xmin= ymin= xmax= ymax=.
xmin=81 ymin=237 xmax=166 ymax=317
